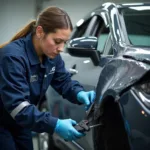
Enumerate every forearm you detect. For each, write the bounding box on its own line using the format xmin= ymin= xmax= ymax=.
xmin=52 ymin=79 xmax=84 ymax=104
xmin=15 ymin=104 xmax=58 ymax=134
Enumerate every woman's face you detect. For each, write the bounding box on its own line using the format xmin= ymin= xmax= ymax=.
xmin=39 ymin=28 xmax=71 ymax=59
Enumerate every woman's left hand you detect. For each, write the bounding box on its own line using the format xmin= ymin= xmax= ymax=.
xmin=77 ymin=90 xmax=96 ymax=110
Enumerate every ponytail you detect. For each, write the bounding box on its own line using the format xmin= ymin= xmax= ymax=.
xmin=0 ymin=20 xmax=36 ymax=48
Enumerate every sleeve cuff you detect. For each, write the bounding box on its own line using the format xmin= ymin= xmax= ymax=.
xmin=46 ymin=114 xmax=58 ymax=134
xmin=72 ymin=88 xmax=84 ymax=105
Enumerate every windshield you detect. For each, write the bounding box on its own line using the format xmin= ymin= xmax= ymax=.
xmin=121 ymin=6 xmax=150 ymax=46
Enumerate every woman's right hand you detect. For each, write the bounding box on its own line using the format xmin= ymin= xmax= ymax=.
xmin=54 ymin=119 xmax=85 ymax=141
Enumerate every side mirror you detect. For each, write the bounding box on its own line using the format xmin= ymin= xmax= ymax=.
xmin=66 ymin=36 xmax=100 ymax=66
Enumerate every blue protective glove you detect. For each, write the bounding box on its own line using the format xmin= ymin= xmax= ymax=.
xmin=77 ymin=90 xmax=96 ymax=110
xmin=54 ymin=119 xmax=85 ymax=141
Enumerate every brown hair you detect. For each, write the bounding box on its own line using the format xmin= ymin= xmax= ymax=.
xmin=0 ymin=6 xmax=73 ymax=48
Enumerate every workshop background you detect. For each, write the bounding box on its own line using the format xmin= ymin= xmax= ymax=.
xmin=0 ymin=0 xmax=148 ymax=44
xmin=0 ymin=0 xmax=149 ymax=149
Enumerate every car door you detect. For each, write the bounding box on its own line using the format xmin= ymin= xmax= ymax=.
xmin=71 ymin=14 xmax=115 ymax=149
xmin=46 ymin=12 xmax=114 ymax=150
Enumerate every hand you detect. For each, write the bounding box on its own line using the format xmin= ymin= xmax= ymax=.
xmin=77 ymin=90 xmax=96 ymax=110
xmin=54 ymin=119 xmax=85 ymax=141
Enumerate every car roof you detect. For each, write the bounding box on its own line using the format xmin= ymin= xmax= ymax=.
xmin=75 ymin=2 xmax=150 ymax=42
xmin=90 ymin=2 xmax=150 ymax=12
xmin=117 ymin=2 xmax=150 ymax=8
xmin=100 ymin=2 xmax=149 ymax=9
xmin=76 ymin=2 xmax=150 ymax=26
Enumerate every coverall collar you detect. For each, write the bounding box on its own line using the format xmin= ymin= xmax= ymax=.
xmin=25 ymin=33 xmax=41 ymax=66
xmin=25 ymin=33 xmax=55 ymax=67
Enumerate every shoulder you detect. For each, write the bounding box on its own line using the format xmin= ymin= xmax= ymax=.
xmin=0 ymin=39 xmax=28 ymax=68
xmin=0 ymin=38 xmax=27 ymax=63
xmin=0 ymin=38 xmax=26 ymax=58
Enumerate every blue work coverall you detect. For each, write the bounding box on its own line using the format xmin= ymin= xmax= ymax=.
xmin=0 ymin=33 xmax=83 ymax=150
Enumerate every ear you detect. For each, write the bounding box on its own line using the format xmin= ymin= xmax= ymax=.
xmin=36 ymin=26 xmax=45 ymax=39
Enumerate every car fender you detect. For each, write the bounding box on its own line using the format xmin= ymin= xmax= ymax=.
xmin=93 ymin=56 xmax=150 ymax=119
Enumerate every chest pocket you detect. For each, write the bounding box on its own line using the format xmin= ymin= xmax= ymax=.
xmin=29 ymin=67 xmax=44 ymax=103
xmin=28 ymin=65 xmax=56 ymax=104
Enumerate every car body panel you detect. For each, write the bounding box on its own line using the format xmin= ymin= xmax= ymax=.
xmin=96 ymin=56 xmax=150 ymax=102
xmin=120 ymin=89 xmax=150 ymax=150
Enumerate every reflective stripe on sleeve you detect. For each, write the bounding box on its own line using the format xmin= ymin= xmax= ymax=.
xmin=10 ymin=101 xmax=31 ymax=119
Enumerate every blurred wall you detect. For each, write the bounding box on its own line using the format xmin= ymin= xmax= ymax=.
xmin=42 ymin=0 xmax=102 ymax=25
xmin=42 ymin=0 xmax=149 ymax=26
xmin=0 ymin=0 xmax=35 ymax=44
xmin=0 ymin=0 xmax=149 ymax=44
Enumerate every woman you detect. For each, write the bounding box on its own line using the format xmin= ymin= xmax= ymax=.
xmin=0 ymin=6 xmax=95 ymax=150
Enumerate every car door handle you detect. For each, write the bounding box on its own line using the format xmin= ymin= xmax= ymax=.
xmin=69 ymin=68 xmax=78 ymax=75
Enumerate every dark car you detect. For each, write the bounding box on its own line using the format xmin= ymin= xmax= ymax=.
xmin=38 ymin=2 xmax=150 ymax=150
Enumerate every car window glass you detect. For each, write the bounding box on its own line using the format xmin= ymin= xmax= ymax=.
xmin=96 ymin=22 xmax=110 ymax=54
xmin=121 ymin=9 xmax=150 ymax=47
xmin=72 ymin=19 xmax=91 ymax=38
xmin=103 ymin=33 xmax=113 ymax=55
xmin=83 ymin=16 xmax=99 ymax=37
